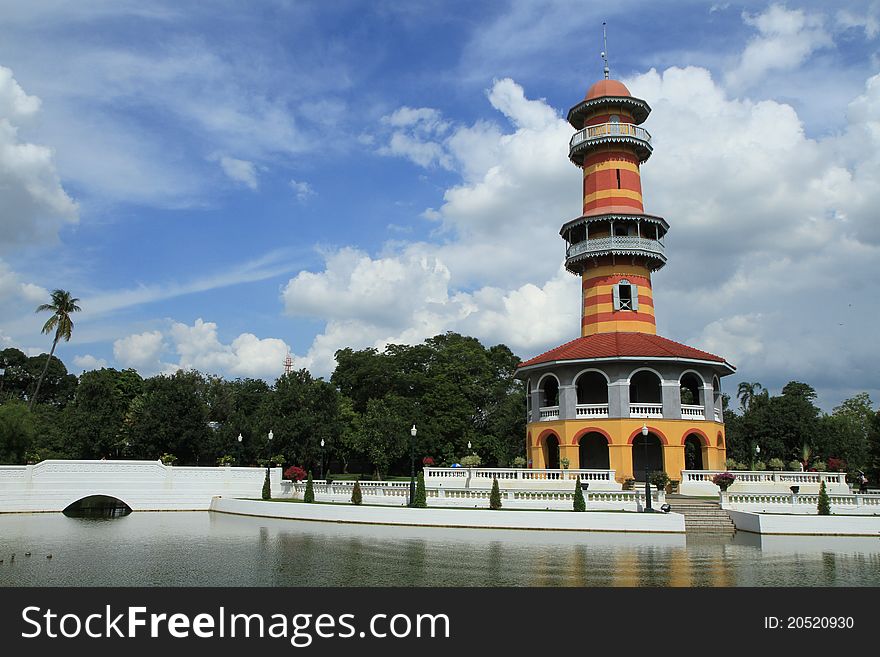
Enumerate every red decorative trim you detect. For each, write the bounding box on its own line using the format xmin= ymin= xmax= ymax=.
xmin=582 ymin=311 xmax=656 ymax=325
xmin=582 ymin=273 xmax=652 ymax=288
xmin=571 ymin=427 xmax=613 ymax=445
xmin=681 ymin=428 xmax=710 ymax=446
xmin=535 ymin=429 xmax=560 ymax=448
xmin=627 ymin=426 xmax=668 ymax=445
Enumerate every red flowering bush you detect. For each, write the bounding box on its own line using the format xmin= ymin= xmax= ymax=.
xmin=283 ymin=465 xmax=307 ymax=481
xmin=712 ymin=472 xmax=736 ymax=491
xmin=827 ymin=457 xmax=847 ymax=472
xmin=422 ymin=456 xmax=435 ymax=467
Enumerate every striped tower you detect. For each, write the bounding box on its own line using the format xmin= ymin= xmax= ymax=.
xmin=562 ymin=79 xmax=668 ymax=337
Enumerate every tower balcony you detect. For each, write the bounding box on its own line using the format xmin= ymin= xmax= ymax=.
xmin=569 ymin=122 xmax=652 ymax=165
xmin=565 ymin=235 xmax=667 ymax=272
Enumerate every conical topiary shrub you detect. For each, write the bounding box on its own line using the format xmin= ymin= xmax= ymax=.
xmin=351 ymin=478 xmax=362 ymax=505
xmin=817 ymin=479 xmax=831 ymax=515
xmin=262 ymin=469 xmax=271 ymax=500
xmin=573 ymin=475 xmax=585 ymax=512
xmin=414 ymin=471 xmax=427 ymax=508
xmin=304 ymin=471 xmax=315 ymax=503
xmin=489 ymin=477 xmax=502 ymax=510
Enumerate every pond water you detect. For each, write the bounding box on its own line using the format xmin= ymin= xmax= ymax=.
xmin=1 ymin=512 xmax=879 ymax=587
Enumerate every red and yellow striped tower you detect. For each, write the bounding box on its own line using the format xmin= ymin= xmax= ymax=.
xmin=563 ymin=79 xmax=667 ymax=336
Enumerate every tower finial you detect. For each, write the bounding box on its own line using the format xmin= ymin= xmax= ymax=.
xmin=601 ymin=22 xmax=610 ymax=80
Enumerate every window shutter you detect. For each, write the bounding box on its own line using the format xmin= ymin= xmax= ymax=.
xmin=612 ymin=284 xmax=621 ymax=311
xmin=631 ymin=285 xmax=639 ymax=311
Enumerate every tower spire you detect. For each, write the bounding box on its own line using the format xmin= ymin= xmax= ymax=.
xmin=601 ymin=22 xmax=610 ymax=80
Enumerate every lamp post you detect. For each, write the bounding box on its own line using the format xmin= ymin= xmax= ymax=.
xmin=320 ymin=438 xmax=325 ymax=480
xmin=267 ymin=428 xmax=274 ymax=478
xmin=641 ymin=424 xmax=653 ymax=512
xmin=467 ymin=440 xmax=472 ymax=453
xmin=409 ymin=424 xmax=417 ymax=507
xmin=237 ymin=432 xmax=243 ymax=465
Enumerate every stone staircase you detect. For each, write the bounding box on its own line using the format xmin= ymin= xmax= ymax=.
xmin=665 ymin=495 xmax=736 ymax=534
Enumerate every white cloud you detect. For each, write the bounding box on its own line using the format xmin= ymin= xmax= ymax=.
xmin=113 ymin=331 xmax=165 ymax=370
xmin=112 ymin=319 xmax=291 ymax=379
xmin=0 ymin=65 xmax=78 ymax=251
xmin=0 ymin=259 xmax=48 ymax=305
xmin=73 ymin=354 xmax=108 ymax=371
xmin=217 ymin=155 xmax=258 ymax=190
xmin=837 ymin=7 xmax=880 ymax=39
xmin=290 ymin=178 xmax=315 ymax=202
xmin=726 ymin=4 xmax=832 ymax=90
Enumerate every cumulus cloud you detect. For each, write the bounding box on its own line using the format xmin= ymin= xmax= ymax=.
xmin=726 ymin=4 xmax=832 ymax=90
xmin=73 ymin=354 xmax=108 ymax=371
xmin=217 ymin=155 xmax=258 ymax=190
xmin=0 ymin=66 xmax=78 ymax=250
xmin=0 ymin=260 xmax=48 ymax=305
xmin=113 ymin=319 xmax=291 ymax=379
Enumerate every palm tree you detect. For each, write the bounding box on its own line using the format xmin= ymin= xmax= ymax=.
xmin=29 ymin=289 xmax=81 ymax=409
xmin=736 ymin=381 xmax=763 ymax=412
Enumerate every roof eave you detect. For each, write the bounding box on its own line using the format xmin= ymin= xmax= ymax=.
xmin=516 ymin=355 xmax=736 ymax=377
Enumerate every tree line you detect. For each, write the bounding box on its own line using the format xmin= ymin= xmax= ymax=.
xmin=0 ymin=332 xmax=526 ymax=478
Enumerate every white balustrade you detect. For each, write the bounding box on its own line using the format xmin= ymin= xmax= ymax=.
xmin=629 ymin=403 xmax=663 ymax=418
xmin=681 ymin=404 xmax=705 ymax=420
xmin=679 ymin=470 xmax=851 ymax=496
xmin=539 ymin=405 xmax=560 ymax=420
xmin=714 ymin=409 xmax=721 ymax=422
xmin=566 ymin=235 xmax=665 ymax=260
xmin=424 ymin=467 xmax=621 ymax=491
xmin=721 ymin=491 xmax=880 ymax=515
xmin=576 ymin=403 xmax=609 ymax=418
xmin=570 ymin=122 xmax=652 ymax=149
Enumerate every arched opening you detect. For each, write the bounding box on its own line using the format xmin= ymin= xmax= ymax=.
xmin=630 ymin=370 xmax=661 ymax=403
xmin=543 ymin=434 xmax=560 ymax=470
xmin=575 ymin=371 xmax=608 ymax=404
xmin=679 ymin=372 xmax=702 ymax=406
xmin=541 ymin=376 xmax=559 ymax=407
xmin=579 ymin=432 xmax=610 ymax=469
xmin=63 ymin=495 xmax=132 ymax=518
xmin=713 ymin=376 xmax=722 ymax=420
xmin=684 ymin=434 xmax=705 ymax=470
xmin=631 ymin=433 xmax=663 ymax=482
xmin=526 ymin=380 xmax=532 ymax=417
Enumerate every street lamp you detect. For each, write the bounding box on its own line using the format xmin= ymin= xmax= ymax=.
xmin=641 ymin=424 xmax=653 ymax=512
xmin=467 ymin=440 xmax=472 ymax=453
xmin=267 ymin=428 xmax=274 ymax=480
xmin=320 ymin=438 xmax=325 ymax=480
xmin=237 ymin=432 xmax=243 ymax=465
xmin=409 ymin=424 xmax=417 ymax=506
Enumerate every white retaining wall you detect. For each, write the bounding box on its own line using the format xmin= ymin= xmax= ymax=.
xmin=720 ymin=492 xmax=880 ymax=515
xmin=289 ymin=480 xmax=664 ymax=512
xmin=680 ymin=470 xmax=849 ymax=496
xmin=210 ymin=497 xmax=685 ymax=533
xmin=727 ymin=510 xmax=880 ymax=536
xmin=0 ymin=460 xmax=281 ymax=512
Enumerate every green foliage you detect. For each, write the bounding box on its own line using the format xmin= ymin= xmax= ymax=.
xmin=489 ymin=477 xmax=502 ymax=510
xmin=414 ymin=471 xmax=427 ymax=508
xmin=572 ymin=475 xmax=585 ymax=512
xmin=753 ymin=460 xmax=766 ymax=471
xmin=351 ymin=478 xmax=362 ymax=505
xmin=0 ymin=401 xmax=35 ymax=464
xmin=304 ymin=471 xmax=315 ymax=503
xmin=217 ymin=455 xmax=235 ymax=466
xmin=30 ymin=289 xmax=82 ymax=409
xmin=817 ymin=480 xmax=831 ymax=515
xmin=159 ymin=453 xmax=177 ymax=465
xmin=869 ymin=411 xmax=880 ymax=487
xmin=262 ymin=469 xmax=271 ymax=500
xmin=788 ymin=460 xmax=802 ymax=471
xmin=560 ymin=456 xmax=570 ymax=469
xmin=622 ymin=478 xmax=635 ymax=490
xmin=460 ymin=453 xmax=482 ymax=468
xmin=649 ymin=471 xmax=670 ymax=489
xmin=511 ymin=456 xmax=527 ymax=468
xmin=767 ymin=458 xmax=786 ymax=470
xmin=812 ymin=460 xmax=826 ymax=472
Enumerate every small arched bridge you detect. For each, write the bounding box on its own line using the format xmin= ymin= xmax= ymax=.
xmin=0 ymin=460 xmax=282 ymax=513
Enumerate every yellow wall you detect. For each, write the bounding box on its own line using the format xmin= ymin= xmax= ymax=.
xmin=528 ymin=417 xmax=726 ymax=483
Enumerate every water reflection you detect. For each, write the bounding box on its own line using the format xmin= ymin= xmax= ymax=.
xmin=0 ymin=512 xmax=878 ymax=587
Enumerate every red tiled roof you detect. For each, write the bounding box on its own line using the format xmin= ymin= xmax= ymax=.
xmin=518 ymin=332 xmax=732 ymax=370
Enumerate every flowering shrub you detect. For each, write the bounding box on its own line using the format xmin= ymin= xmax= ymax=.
xmin=827 ymin=457 xmax=847 ymax=472
xmin=283 ymin=465 xmax=307 ymax=481
xmin=712 ymin=472 xmax=736 ymax=491
xmin=160 ymin=453 xmax=177 ymax=465
xmin=422 ymin=456 xmax=435 ymax=467
xmin=511 ymin=456 xmax=527 ymax=468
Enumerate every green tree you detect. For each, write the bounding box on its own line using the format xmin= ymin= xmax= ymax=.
xmin=867 ymin=411 xmax=880 ymax=486
xmin=304 ymin=471 xmax=315 ymax=503
xmin=357 ymin=394 xmax=414 ymax=478
xmin=262 ymin=469 xmax=271 ymax=500
xmin=30 ymin=289 xmax=81 ymax=409
xmin=0 ymin=401 xmax=35 ymax=464
xmin=736 ymin=381 xmax=764 ymax=412
xmin=817 ymin=480 xmax=831 ymax=515
xmin=815 ymin=393 xmax=875 ymax=471
xmin=573 ymin=475 xmax=586 ymax=512
xmin=489 ymin=477 xmax=502 ymax=510
xmin=414 ymin=471 xmax=427 ymax=508
xmin=0 ymin=348 xmax=28 ymax=401
xmin=351 ymin=478 xmax=362 ymax=505
xmin=65 ymin=368 xmax=143 ymax=459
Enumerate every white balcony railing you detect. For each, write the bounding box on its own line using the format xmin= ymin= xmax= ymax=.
xmin=539 ymin=406 xmax=559 ymax=420
xmin=681 ymin=404 xmax=705 ymax=420
xmin=714 ymin=409 xmax=721 ymax=422
xmin=630 ymin=403 xmax=663 ymax=418
xmin=576 ymin=403 xmax=609 ymax=418
xmin=570 ymin=122 xmax=652 ymax=150
xmin=566 ymin=235 xmax=665 ymax=261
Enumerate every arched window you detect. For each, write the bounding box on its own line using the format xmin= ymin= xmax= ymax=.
xmin=575 ymin=371 xmax=608 ymax=404
xmin=540 ymin=376 xmax=559 ymax=407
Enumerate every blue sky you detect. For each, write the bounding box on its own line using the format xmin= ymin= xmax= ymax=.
xmin=1 ymin=0 xmax=878 ymax=411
